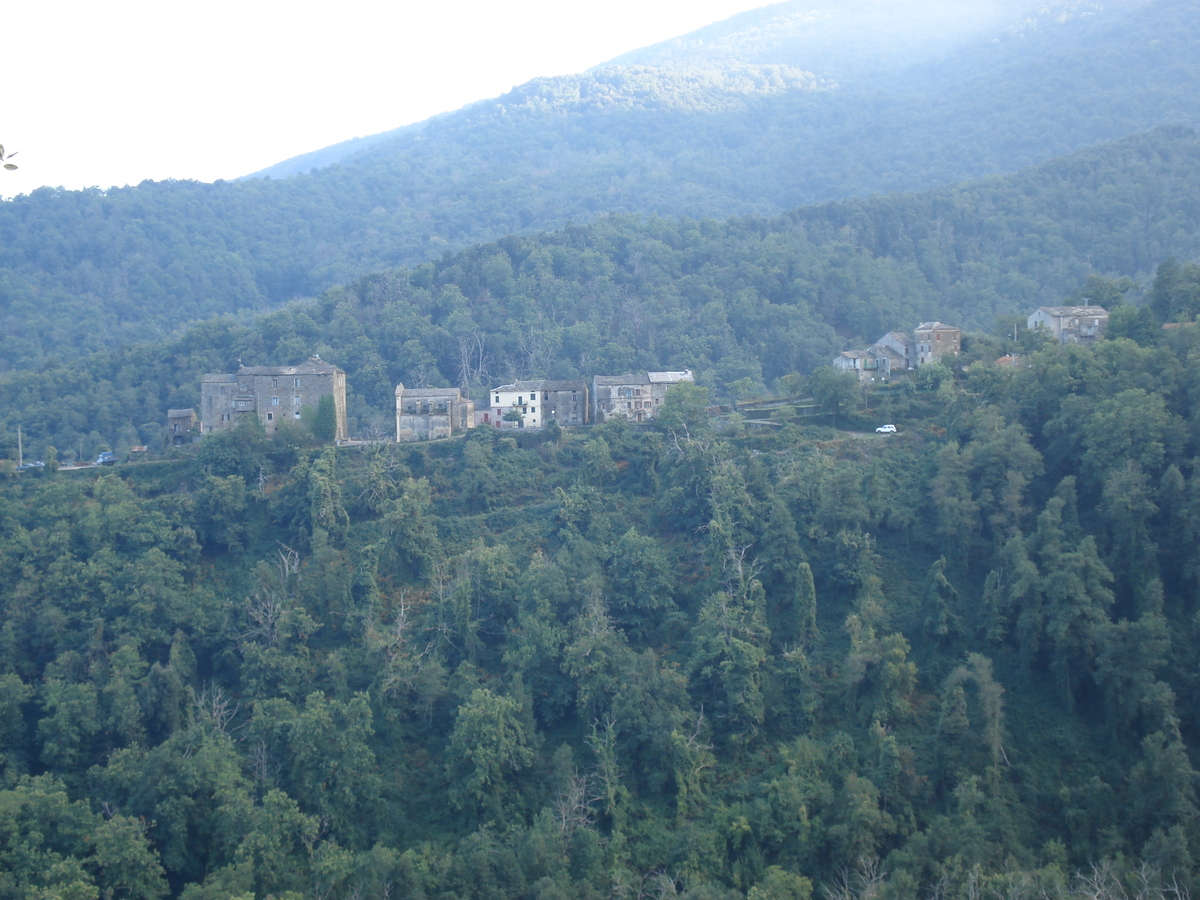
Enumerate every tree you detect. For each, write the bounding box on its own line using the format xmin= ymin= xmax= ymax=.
xmin=916 ymin=362 xmax=953 ymax=391
xmin=447 ymin=688 xmax=536 ymax=815
xmin=921 ymin=556 xmax=960 ymax=638
xmin=809 ymin=367 xmax=859 ymax=420
xmin=690 ymin=583 xmax=770 ymax=742
xmin=312 ymin=394 xmax=338 ymax=442
xmin=657 ymin=381 xmax=711 ymax=436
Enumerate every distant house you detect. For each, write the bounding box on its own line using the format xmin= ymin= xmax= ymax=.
xmin=486 ymin=380 xmax=589 ymax=429
xmin=1027 ymin=306 xmax=1108 ymax=344
xmin=395 ymin=385 xmax=475 ymax=441
xmin=592 ymin=370 xmax=693 ymax=424
xmin=832 ymin=328 xmax=929 ymax=383
xmin=833 ymin=350 xmax=875 ymax=381
xmin=875 ymin=331 xmax=916 ymax=370
xmin=200 ymin=357 xmax=348 ymax=440
xmin=914 ymin=322 xmax=962 ymax=365
xmin=166 ymin=408 xmax=198 ymax=445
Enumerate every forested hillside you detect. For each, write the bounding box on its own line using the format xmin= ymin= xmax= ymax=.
xmin=6 ymin=318 xmax=1200 ymax=897
xmin=3 ymin=125 xmax=1200 ymax=463
xmin=2 ymin=0 xmax=1198 ymax=371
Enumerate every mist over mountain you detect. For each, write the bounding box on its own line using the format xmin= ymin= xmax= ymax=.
xmin=1 ymin=0 xmax=1197 ymax=374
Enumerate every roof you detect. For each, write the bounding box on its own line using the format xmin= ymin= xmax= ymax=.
xmin=395 ymin=385 xmax=464 ymax=398
xmin=238 ymin=356 xmax=342 ymax=376
xmin=492 ymin=380 xmax=543 ymax=393
xmin=201 ymin=373 xmax=238 ymax=383
xmin=870 ymin=346 xmax=905 ymax=361
xmin=1035 ymin=306 xmax=1109 ymax=317
xmin=490 ymin=379 xmax=584 ymax=393
xmin=648 ymin=370 xmax=694 ymax=384
xmin=593 ymin=373 xmax=650 ymax=386
xmin=538 ymin=380 xmax=587 ymax=392
xmin=167 ymin=408 xmax=196 ymax=418
xmin=915 ymin=321 xmax=960 ymax=332
xmin=838 ymin=350 xmax=870 ymax=359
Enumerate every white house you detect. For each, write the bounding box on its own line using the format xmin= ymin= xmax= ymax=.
xmin=1027 ymin=306 xmax=1108 ymax=344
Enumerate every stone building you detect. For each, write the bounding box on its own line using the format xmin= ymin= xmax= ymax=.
xmin=833 ymin=346 xmax=905 ymax=383
xmin=592 ymin=370 xmax=693 ymax=424
xmin=166 ymin=408 xmax=199 ymax=445
xmin=1027 ymin=306 xmax=1108 ymax=344
xmin=875 ymin=331 xmax=916 ymax=370
xmin=914 ymin=322 xmax=962 ymax=365
xmin=485 ymin=380 xmax=589 ymax=429
xmin=200 ymin=357 xmax=348 ymax=440
xmin=831 ymin=325 xmax=957 ymax=382
xmin=395 ymin=385 xmax=475 ymax=441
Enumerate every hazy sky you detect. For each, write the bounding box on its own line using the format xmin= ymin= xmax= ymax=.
xmin=3 ymin=0 xmax=772 ymax=198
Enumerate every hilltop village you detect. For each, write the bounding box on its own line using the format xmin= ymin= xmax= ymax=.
xmin=165 ymin=306 xmax=1109 ymax=448
xmin=182 ymin=359 xmax=694 ymax=445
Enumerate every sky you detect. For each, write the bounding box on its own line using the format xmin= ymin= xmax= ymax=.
xmin=3 ymin=0 xmax=773 ymax=198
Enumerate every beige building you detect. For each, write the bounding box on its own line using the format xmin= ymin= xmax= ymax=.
xmin=914 ymin=322 xmax=962 ymax=365
xmin=201 ymin=357 xmax=347 ymax=440
xmin=395 ymin=385 xmax=475 ymax=441
xmin=1027 ymin=306 xmax=1108 ymax=344
xmin=592 ymin=370 xmax=694 ymax=424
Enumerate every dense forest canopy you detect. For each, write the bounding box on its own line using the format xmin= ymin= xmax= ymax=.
xmin=1 ymin=0 xmax=1198 ymax=371
xmin=6 ymin=317 xmax=1200 ymax=897
xmin=3 ymin=125 xmax=1200 ymax=464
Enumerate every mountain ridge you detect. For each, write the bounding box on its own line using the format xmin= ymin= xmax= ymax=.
xmin=1 ymin=0 xmax=1197 ymax=374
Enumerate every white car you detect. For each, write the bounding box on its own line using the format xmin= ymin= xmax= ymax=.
xmin=875 ymin=424 xmax=897 ymax=434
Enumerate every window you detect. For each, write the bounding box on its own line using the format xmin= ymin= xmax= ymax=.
xmin=219 ymin=386 xmax=226 ymax=395
xmin=272 ymin=378 xmax=279 ymax=388
xmin=294 ymin=411 xmax=302 ymax=418
xmin=173 ymin=424 xmax=180 ymax=433
xmin=494 ymin=395 xmax=500 ymax=404
xmin=294 ymin=377 xmax=301 ymax=387
xmin=293 ymin=395 xmax=301 ymax=406
xmin=270 ymin=397 xmax=280 ymax=406
xmin=267 ymin=413 xmax=273 ymax=421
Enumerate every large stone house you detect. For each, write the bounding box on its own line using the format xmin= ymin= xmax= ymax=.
xmin=914 ymin=322 xmax=962 ymax=365
xmin=592 ymin=370 xmax=694 ymax=424
xmin=201 ymin=357 xmax=348 ymax=440
xmin=1027 ymin=306 xmax=1108 ymax=344
xmin=485 ymin=380 xmax=589 ymax=429
xmin=395 ymin=385 xmax=475 ymax=441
